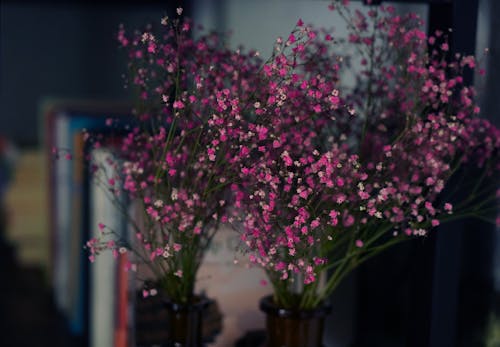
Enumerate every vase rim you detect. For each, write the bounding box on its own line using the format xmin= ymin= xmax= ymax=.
xmin=163 ymin=295 xmax=213 ymax=312
xmin=259 ymin=295 xmax=332 ymax=319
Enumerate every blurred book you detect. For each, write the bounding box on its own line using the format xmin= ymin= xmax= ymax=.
xmin=44 ymin=100 xmax=131 ymax=339
xmin=89 ymin=148 xmax=129 ymax=347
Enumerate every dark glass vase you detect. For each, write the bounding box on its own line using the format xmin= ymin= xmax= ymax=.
xmin=163 ymin=296 xmax=212 ymax=347
xmin=260 ymin=295 xmax=331 ymax=347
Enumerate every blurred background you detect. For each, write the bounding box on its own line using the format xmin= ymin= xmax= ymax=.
xmin=0 ymin=0 xmax=499 ymax=346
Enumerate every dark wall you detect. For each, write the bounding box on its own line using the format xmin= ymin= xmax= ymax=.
xmin=0 ymin=3 xmax=179 ymax=147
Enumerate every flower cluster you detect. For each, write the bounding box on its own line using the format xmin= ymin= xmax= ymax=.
xmin=230 ymin=2 xmax=500 ymax=309
xmin=86 ymin=2 xmax=499 ymax=310
xmin=87 ymin=11 xmax=262 ymax=303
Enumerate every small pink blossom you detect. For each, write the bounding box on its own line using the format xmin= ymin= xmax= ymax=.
xmin=343 ymin=213 xmax=355 ymax=227
xmin=311 ymin=219 xmax=320 ymax=229
xmin=173 ymin=100 xmax=185 ymax=109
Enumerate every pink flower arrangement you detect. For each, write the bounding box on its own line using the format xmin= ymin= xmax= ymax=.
xmin=86 ymin=11 xmax=262 ymax=304
xmin=86 ymin=1 xmax=499 ymax=311
xmin=230 ymin=1 xmax=500 ymax=309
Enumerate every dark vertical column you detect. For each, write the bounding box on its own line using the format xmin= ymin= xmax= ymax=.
xmin=454 ymin=0 xmax=496 ymax=345
xmin=427 ymin=1 xmax=481 ymax=347
xmin=480 ymin=0 xmax=500 ymax=128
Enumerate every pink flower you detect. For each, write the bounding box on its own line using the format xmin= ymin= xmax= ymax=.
xmin=299 ymin=189 xmax=309 ymax=199
xmin=173 ymin=100 xmax=185 ymax=109
xmin=256 ymin=126 xmax=268 ymax=140
xmin=329 ymin=210 xmax=338 ymax=218
xmin=207 ymin=148 xmax=216 ymax=161
xmin=343 ymin=213 xmax=355 ymax=227
xmin=425 ymin=177 xmax=435 ymax=186
xmin=311 ymin=219 xmax=320 ymax=229
xmin=282 ymin=153 xmax=293 ymax=167
xmin=240 ymin=146 xmax=250 ymax=157
xmin=355 ymin=240 xmax=364 ymax=248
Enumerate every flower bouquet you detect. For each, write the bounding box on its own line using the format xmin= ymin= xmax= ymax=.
xmin=230 ymin=1 xmax=500 ymax=346
xmin=82 ymin=2 xmax=500 ymax=346
xmin=85 ymin=9 xmax=262 ymax=346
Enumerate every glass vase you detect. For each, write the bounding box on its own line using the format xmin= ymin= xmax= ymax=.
xmin=163 ymin=296 xmax=212 ymax=347
xmin=260 ymin=295 xmax=331 ymax=347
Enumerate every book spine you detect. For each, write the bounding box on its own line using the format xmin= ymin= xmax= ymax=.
xmin=90 ymin=149 xmax=119 ymax=347
xmin=114 ymin=253 xmax=129 ymax=347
